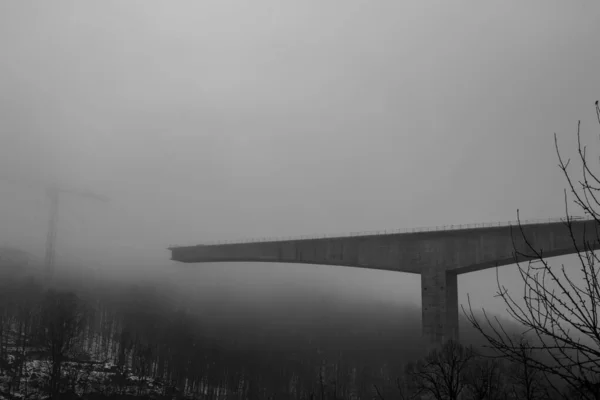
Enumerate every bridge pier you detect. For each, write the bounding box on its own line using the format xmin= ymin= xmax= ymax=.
xmin=421 ymin=267 xmax=458 ymax=346
xmin=170 ymin=219 xmax=596 ymax=347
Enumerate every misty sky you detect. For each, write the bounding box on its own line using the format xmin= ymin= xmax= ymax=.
xmin=1 ymin=1 xmax=600 ymax=316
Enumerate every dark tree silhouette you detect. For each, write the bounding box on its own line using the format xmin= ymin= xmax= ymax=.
xmin=465 ymin=101 xmax=600 ymax=400
xmin=462 ymin=354 xmax=504 ymax=400
xmin=504 ymin=339 xmax=553 ymax=400
xmin=38 ymin=290 xmax=88 ymax=398
xmin=405 ymin=339 xmax=474 ymax=400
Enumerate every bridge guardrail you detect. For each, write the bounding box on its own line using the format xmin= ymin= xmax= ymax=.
xmin=168 ymin=216 xmax=591 ymax=248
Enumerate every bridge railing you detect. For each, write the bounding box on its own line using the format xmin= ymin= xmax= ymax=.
xmin=169 ymin=216 xmax=591 ymax=248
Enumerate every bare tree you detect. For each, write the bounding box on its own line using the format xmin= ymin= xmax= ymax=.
xmin=463 ymin=354 xmax=505 ymax=400
xmin=405 ymin=339 xmax=474 ymax=400
xmin=504 ymin=339 xmax=554 ymax=400
xmin=395 ymin=370 xmax=422 ymax=400
xmin=10 ymin=296 xmax=37 ymax=394
xmin=38 ymin=290 xmax=88 ymax=398
xmin=465 ymin=101 xmax=600 ymax=400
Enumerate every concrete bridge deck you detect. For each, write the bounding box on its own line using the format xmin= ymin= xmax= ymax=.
xmin=169 ymin=217 xmax=599 ymax=345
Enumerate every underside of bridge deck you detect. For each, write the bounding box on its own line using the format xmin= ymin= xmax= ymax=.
xmin=169 ymin=219 xmax=598 ymax=346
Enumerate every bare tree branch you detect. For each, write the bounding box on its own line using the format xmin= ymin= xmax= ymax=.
xmin=464 ymin=101 xmax=600 ymax=400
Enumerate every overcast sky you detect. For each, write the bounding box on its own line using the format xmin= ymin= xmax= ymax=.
xmin=1 ymin=1 xmax=599 ymax=314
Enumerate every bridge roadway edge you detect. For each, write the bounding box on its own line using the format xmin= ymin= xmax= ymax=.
xmin=169 ymin=219 xmax=598 ymax=346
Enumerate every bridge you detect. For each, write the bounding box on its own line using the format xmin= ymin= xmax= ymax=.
xmin=168 ymin=217 xmax=598 ymax=345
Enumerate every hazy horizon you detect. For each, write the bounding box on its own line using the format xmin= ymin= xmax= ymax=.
xmin=1 ymin=0 xmax=600 ymax=319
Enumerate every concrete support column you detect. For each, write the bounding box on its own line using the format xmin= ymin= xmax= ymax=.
xmin=421 ymin=267 xmax=459 ymax=346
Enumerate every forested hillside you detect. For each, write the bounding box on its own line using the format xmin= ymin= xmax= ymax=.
xmin=0 ymin=262 xmax=547 ymax=399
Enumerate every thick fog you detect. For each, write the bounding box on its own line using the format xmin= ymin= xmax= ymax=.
xmin=1 ymin=1 xmax=600 ymax=318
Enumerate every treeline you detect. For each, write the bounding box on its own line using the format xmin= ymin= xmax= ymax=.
xmin=0 ymin=267 xmax=565 ymax=400
xmin=391 ymin=338 xmax=583 ymax=400
xmin=1 ymin=272 xmax=426 ymax=399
